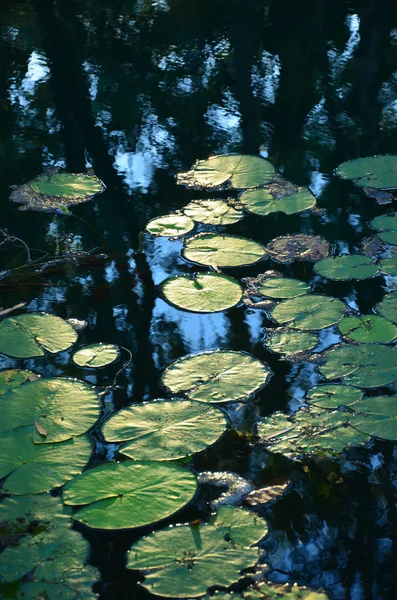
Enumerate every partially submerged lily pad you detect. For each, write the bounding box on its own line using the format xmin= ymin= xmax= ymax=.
xmin=146 ymin=214 xmax=195 ymax=237
xmin=177 ymin=154 xmax=275 ymax=190
xmin=338 ymin=314 xmax=397 ymax=343
xmin=376 ymin=291 xmax=397 ymax=323
xmin=183 ymin=233 xmax=267 ymax=268
xmin=266 ymin=234 xmax=330 ymax=264
xmin=0 ymin=313 xmax=78 ymax=358
xmin=0 ymin=369 xmax=39 ymax=395
xmin=306 ymin=384 xmax=363 ymax=409
xmin=264 ymin=330 xmax=318 ymax=356
xmin=336 ymin=155 xmax=397 ymax=190
xmin=63 ymin=460 xmax=198 ymax=530
xmin=160 ymin=272 xmax=243 ymax=313
xmin=73 ymin=343 xmax=120 ymax=368
xmin=103 ymin=399 xmax=228 ymax=461
xmin=239 ymin=187 xmax=316 ymax=217
xmin=270 ymin=295 xmax=345 ymax=331
xmin=314 ymin=255 xmax=379 ymax=280
xmin=183 ymin=199 xmax=244 ymax=225
xmin=370 ymin=213 xmax=397 ymax=245
xmin=256 ymin=276 xmax=310 ymax=299
xmin=161 ymin=350 xmax=271 ymax=403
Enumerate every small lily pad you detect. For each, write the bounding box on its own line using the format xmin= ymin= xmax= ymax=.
xmin=239 ymin=187 xmax=316 ymax=217
xmin=264 ymin=330 xmax=318 ymax=356
xmin=161 ymin=350 xmax=271 ymax=403
xmin=183 ymin=233 xmax=267 ymax=268
xmin=63 ymin=460 xmax=198 ymax=530
xmin=73 ymin=343 xmax=120 ymax=368
xmin=212 ymin=505 xmax=269 ymax=546
xmin=183 ymin=199 xmax=244 ymax=225
xmin=338 ymin=314 xmax=397 ymax=343
xmin=256 ymin=276 xmax=310 ymax=299
xmin=306 ymin=385 xmax=364 ymax=408
xmin=160 ymin=273 xmax=243 ymax=313
xmin=314 ymin=255 xmax=379 ymax=280
xmin=270 ymin=295 xmax=345 ymax=331
xmin=0 ymin=369 xmax=39 ymax=395
xmin=380 ymin=258 xmax=397 ymax=276
xmin=146 ymin=215 xmax=195 ymax=237
xmin=0 ymin=313 xmax=78 ymax=358
xmin=376 ymin=291 xmax=397 ymax=323
xmin=103 ymin=399 xmax=228 ymax=461
xmin=266 ymin=234 xmax=330 ymax=264
xmin=336 ymin=155 xmax=397 ymax=189
xmin=371 ymin=213 xmax=397 ymax=245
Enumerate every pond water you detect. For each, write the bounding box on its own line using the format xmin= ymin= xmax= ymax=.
xmin=1 ymin=1 xmax=397 ymax=599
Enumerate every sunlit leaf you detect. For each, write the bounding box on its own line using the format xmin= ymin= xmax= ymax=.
xmin=256 ymin=276 xmax=310 ymax=299
xmin=146 ymin=214 xmax=195 ymax=237
xmin=270 ymin=295 xmax=345 ymax=330
xmin=336 ymin=155 xmax=397 ymax=189
xmin=306 ymin=384 xmax=363 ymax=408
xmin=264 ymin=330 xmax=318 ymax=356
xmin=183 ymin=199 xmax=244 ymax=225
xmin=183 ymin=233 xmax=267 ymax=268
xmin=72 ymin=343 xmax=120 ymax=368
xmin=338 ymin=314 xmax=397 ymax=343
xmin=314 ymin=255 xmax=379 ymax=280
xmin=239 ymin=187 xmax=316 ymax=216
xmin=0 ymin=369 xmax=39 ymax=395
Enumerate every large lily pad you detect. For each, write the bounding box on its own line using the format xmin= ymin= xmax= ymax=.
xmin=161 ymin=350 xmax=271 ymax=403
xmin=0 ymin=369 xmax=39 ymax=395
xmin=103 ymin=399 xmax=228 ymax=461
xmin=319 ymin=344 xmax=397 ymax=388
xmin=15 ymin=566 xmax=99 ymax=600
xmin=376 ymin=291 xmax=397 ymax=323
xmin=183 ymin=199 xmax=244 ymax=225
xmin=266 ymin=234 xmax=330 ymax=264
xmin=0 ymin=313 xmax=78 ymax=358
xmin=177 ymin=154 xmax=275 ymax=190
xmin=256 ymin=276 xmax=310 ymax=299
xmin=314 ymin=255 xmax=379 ymax=280
xmin=0 ymin=494 xmax=70 ymax=539
xmin=338 ymin=314 xmax=397 ymax=343
xmin=371 ymin=213 xmax=397 ymax=245
xmin=380 ymin=258 xmax=397 ymax=276
xmin=264 ymin=330 xmax=318 ymax=356
xmin=183 ymin=233 xmax=267 ymax=268
xmin=239 ymin=188 xmax=316 ymax=217
xmin=0 ymin=431 xmax=92 ymax=495
xmin=335 ymin=155 xmax=397 ymax=189
xmin=160 ymin=273 xmax=243 ymax=313
xmin=348 ymin=396 xmax=397 ymax=441
xmin=306 ymin=384 xmax=363 ymax=409
xmin=63 ymin=460 xmax=198 ymax=530
xmin=72 ymin=344 xmax=120 ymax=368
xmin=270 ymin=295 xmax=345 ymax=331
xmin=0 ymin=378 xmax=100 ymax=443
xmin=146 ymin=215 xmax=195 ymax=237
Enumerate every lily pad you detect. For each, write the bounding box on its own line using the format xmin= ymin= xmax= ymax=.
xmin=348 ymin=396 xmax=397 ymax=441
xmin=244 ymin=582 xmax=329 ymax=600
xmin=63 ymin=460 xmax=198 ymax=530
xmin=380 ymin=258 xmax=397 ymax=276
xmin=376 ymin=291 xmax=397 ymax=323
xmin=72 ymin=343 xmax=120 ymax=368
xmin=336 ymin=155 xmax=397 ymax=189
xmin=0 ymin=369 xmax=39 ymax=395
xmin=160 ymin=273 xmax=243 ymax=313
xmin=161 ymin=350 xmax=271 ymax=403
xmin=306 ymin=385 xmax=363 ymax=409
xmin=0 ymin=431 xmax=92 ymax=495
xmin=314 ymin=255 xmax=379 ymax=280
xmin=270 ymin=295 xmax=345 ymax=331
xmin=183 ymin=199 xmax=244 ymax=225
xmin=15 ymin=566 xmax=99 ymax=600
xmin=338 ymin=314 xmax=397 ymax=343
xmin=0 ymin=494 xmax=70 ymax=539
xmin=319 ymin=344 xmax=397 ymax=388
xmin=212 ymin=505 xmax=269 ymax=546
xmin=264 ymin=330 xmax=318 ymax=356
xmin=177 ymin=154 xmax=275 ymax=190
xmin=256 ymin=277 xmax=310 ymax=299
xmin=103 ymin=399 xmax=228 ymax=461
xmin=266 ymin=234 xmax=330 ymax=264
xmin=371 ymin=213 xmax=397 ymax=245
xmin=0 ymin=313 xmax=78 ymax=358
xmin=239 ymin=188 xmax=316 ymax=217
xmin=146 ymin=215 xmax=195 ymax=237
xmin=183 ymin=233 xmax=267 ymax=268
xmin=0 ymin=378 xmax=100 ymax=443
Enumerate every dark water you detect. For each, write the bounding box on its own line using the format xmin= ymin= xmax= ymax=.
xmin=1 ymin=1 xmax=397 ymax=598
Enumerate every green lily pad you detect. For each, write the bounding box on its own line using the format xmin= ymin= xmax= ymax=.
xmin=0 ymin=431 xmax=92 ymax=495
xmin=0 ymin=494 xmax=70 ymax=540
xmin=244 ymin=582 xmax=329 ymax=600
xmin=380 ymin=258 xmax=397 ymax=276
xmin=371 ymin=213 xmax=397 ymax=245
xmin=15 ymin=566 xmax=99 ymax=600
xmin=306 ymin=384 xmax=363 ymax=408
xmin=0 ymin=378 xmax=100 ymax=443
xmin=0 ymin=369 xmax=39 ymax=395
xmin=348 ymin=396 xmax=397 ymax=441
xmin=264 ymin=330 xmax=318 ymax=356
xmin=63 ymin=460 xmax=198 ymax=530
xmin=257 ymin=276 xmax=310 ymax=299
xmin=319 ymin=344 xmax=397 ymax=388
xmin=146 ymin=215 xmax=195 ymax=237
xmin=338 ymin=314 xmax=397 ymax=343
xmin=212 ymin=505 xmax=268 ymax=546
xmin=160 ymin=273 xmax=243 ymax=313
xmin=376 ymin=291 xmax=397 ymax=323
xmin=183 ymin=233 xmax=267 ymax=269
xmin=314 ymin=255 xmax=379 ymax=280
xmin=183 ymin=199 xmax=244 ymax=225
xmin=177 ymin=154 xmax=275 ymax=190
xmin=72 ymin=343 xmax=120 ymax=368
xmin=336 ymin=155 xmax=397 ymax=189
xmin=103 ymin=399 xmax=228 ymax=461
xmin=0 ymin=313 xmax=78 ymax=358
xmin=270 ymin=295 xmax=345 ymax=331
xmin=239 ymin=187 xmax=316 ymax=217
xmin=161 ymin=350 xmax=271 ymax=403
xmin=266 ymin=234 xmax=330 ymax=264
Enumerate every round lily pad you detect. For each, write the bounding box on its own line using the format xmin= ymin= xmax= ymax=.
xmin=336 ymin=155 xmax=397 ymax=189
xmin=348 ymin=396 xmax=397 ymax=441
xmin=0 ymin=431 xmax=92 ymax=495
xmin=177 ymin=154 xmax=275 ymax=190
xmin=63 ymin=460 xmax=198 ymax=530
xmin=257 ymin=277 xmax=310 ymax=299
xmin=239 ymin=188 xmax=316 ymax=217
xmin=146 ymin=215 xmax=195 ymax=237
xmin=0 ymin=313 xmax=78 ymax=358
xmin=212 ymin=505 xmax=269 ymax=546
xmin=161 ymin=350 xmax=271 ymax=403
xmin=264 ymin=330 xmax=318 ymax=356
xmin=314 ymin=255 xmax=379 ymax=280
xmin=270 ymin=295 xmax=345 ymax=331
xmin=380 ymin=258 xmax=397 ymax=276
xmin=371 ymin=213 xmax=397 ymax=245
xmin=160 ymin=273 xmax=243 ymax=313
xmin=266 ymin=234 xmax=330 ymax=264
xmin=183 ymin=199 xmax=244 ymax=225
xmin=72 ymin=343 xmax=120 ymax=368
xmin=0 ymin=369 xmax=39 ymax=395
xmin=306 ymin=385 xmax=364 ymax=408
xmin=376 ymin=291 xmax=397 ymax=323
xmin=183 ymin=233 xmax=267 ymax=268
xmin=319 ymin=344 xmax=397 ymax=388
xmin=338 ymin=314 xmax=397 ymax=343
xmin=103 ymin=399 xmax=228 ymax=461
